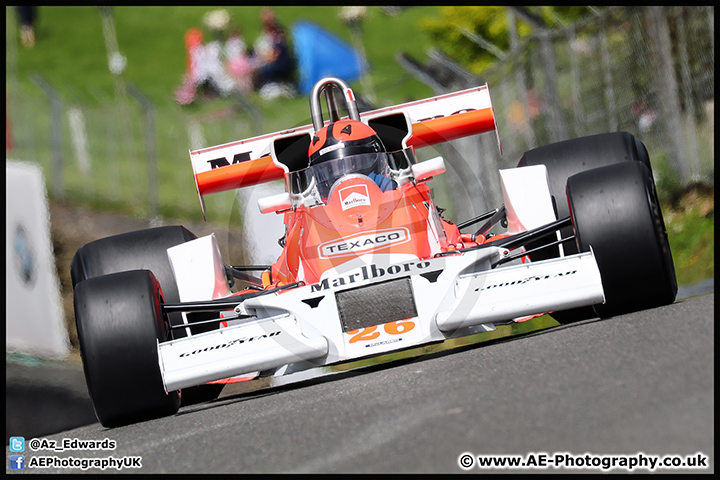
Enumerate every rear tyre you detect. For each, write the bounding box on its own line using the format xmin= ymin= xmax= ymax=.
xmin=518 ymin=132 xmax=652 ymax=324
xmin=567 ymin=161 xmax=677 ymax=318
xmin=518 ymin=131 xmax=652 ymax=245
xmin=71 ymin=225 xmax=195 ymax=298
xmin=74 ymin=270 xmax=180 ymax=427
xmin=70 ymin=226 xmax=224 ymax=405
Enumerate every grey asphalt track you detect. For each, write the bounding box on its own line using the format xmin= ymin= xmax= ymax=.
xmin=5 ymin=285 xmax=714 ymax=473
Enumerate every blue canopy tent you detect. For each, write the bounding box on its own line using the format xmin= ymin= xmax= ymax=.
xmin=291 ymin=21 xmax=367 ymax=95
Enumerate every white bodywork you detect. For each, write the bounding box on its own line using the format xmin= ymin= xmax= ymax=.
xmin=157 ymin=167 xmax=605 ymax=393
xmin=411 ymin=156 xmax=446 ymax=182
xmin=167 ymin=233 xmax=231 ymax=302
xmin=500 ymin=165 xmax=556 ymax=234
xmin=159 ymin=314 xmax=328 ymax=392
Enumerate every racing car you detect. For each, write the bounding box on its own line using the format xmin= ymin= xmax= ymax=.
xmin=71 ymin=76 xmax=677 ymax=427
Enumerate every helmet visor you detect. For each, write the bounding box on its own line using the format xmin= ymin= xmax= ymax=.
xmin=290 ymin=152 xmax=392 ymax=200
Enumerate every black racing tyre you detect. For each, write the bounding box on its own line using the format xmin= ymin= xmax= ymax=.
xmin=74 ymin=270 xmax=180 ymax=427
xmin=70 ymin=225 xmax=196 ymax=298
xmin=567 ymin=161 xmax=677 ymax=318
xmin=70 ymin=226 xmax=224 ymax=404
xmin=518 ymin=132 xmax=653 ymax=324
xmin=517 ymin=131 xmax=651 ymax=260
xmin=518 ymin=131 xmax=652 ymax=220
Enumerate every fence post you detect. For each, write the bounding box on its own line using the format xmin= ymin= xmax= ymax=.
xmin=599 ymin=12 xmax=617 ymax=132
xmin=644 ymin=6 xmax=688 ymax=185
xmin=127 ymin=83 xmax=158 ymax=218
xmin=507 ymin=7 xmax=537 ymax=147
xmin=30 ymin=73 xmax=64 ymax=200
xmin=510 ymin=7 xmax=569 ymax=143
xmin=567 ymin=22 xmax=585 ymax=137
xmin=235 ymin=95 xmax=264 ymax=137
xmin=675 ymin=6 xmax=702 ymax=183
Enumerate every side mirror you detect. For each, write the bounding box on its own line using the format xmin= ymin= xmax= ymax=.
xmin=411 ymin=156 xmax=446 ymax=182
xmin=258 ymin=192 xmax=292 ymax=214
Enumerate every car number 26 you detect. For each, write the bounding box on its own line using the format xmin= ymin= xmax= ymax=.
xmin=346 ymin=319 xmax=416 ymax=344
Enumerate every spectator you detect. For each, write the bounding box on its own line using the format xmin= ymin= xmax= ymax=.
xmin=174 ymin=27 xmax=206 ymax=105
xmin=16 ymin=6 xmax=37 ymax=48
xmin=175 ymin=8 xmax=296 ymax=104
xmin=225 ymin=25 xmax=254 ymax=93
xmin=632 ymin=101 xmax=657 ymax=134
xmin=175 ymin=10 xmax=253 ymax=104
xmin=199 ymin=9 xmax=238 ymax=98
xmin=252 ymin=8 xmax=296 ymax=97
xmin=185 ymin=27 xmax=205 ymax=83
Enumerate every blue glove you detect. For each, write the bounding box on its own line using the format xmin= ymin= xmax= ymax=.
xmin=368 ymin=172 xmax=397 ymax=192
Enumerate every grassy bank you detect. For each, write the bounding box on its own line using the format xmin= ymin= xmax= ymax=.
xmin=662 ymin=186 xmax=714 ymax=287
xmin=7 ymin=6 xmax=438 ymax=106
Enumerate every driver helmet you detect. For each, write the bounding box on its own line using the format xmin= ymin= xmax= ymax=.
xmin=308 ymin=119 xmax=385 ymax=166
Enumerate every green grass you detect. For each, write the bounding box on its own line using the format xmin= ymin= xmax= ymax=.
xmin=7 ymin=6 xmax=439 ymax=225
xmin=663 ymin=200 xmax=714 ymax=287
xmin=8 ymin=6 xmax=437 ymax=106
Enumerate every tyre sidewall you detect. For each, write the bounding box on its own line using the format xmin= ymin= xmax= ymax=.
xmin=568 ymin=161 xmax=677 ymax=317
xmin=74 ymin=270 xmax=180 ymax=427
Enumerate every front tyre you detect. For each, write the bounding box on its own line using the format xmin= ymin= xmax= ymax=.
xmin=567 ymin=161 xmax=677 ymax=318
xmin=70 ymin=226 xmax=224 ymax=404
xmin=74 ymin=270 xmax=180 ymax=427
xmin=519 ymin=132 xmax=653 ymax=324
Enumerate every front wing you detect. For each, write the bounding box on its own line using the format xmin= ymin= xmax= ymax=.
xmin=158 ymin=247 xmax=604 ymax=392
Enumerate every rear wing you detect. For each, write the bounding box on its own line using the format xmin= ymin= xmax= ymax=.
xmin=190 ymin=84 xmax=500 ymax=215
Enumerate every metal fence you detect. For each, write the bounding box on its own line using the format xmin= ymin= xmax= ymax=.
xmin=402 ymin=6 xmax=714 ymax=221
xmin=6 ymin=6 xmax=714 ymax=225
xmin=6 ymin=77 xmax=263 ymax=224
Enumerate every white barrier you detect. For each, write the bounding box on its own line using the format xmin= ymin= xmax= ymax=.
xmin=6 ymin=161 xmax=69 ymax=358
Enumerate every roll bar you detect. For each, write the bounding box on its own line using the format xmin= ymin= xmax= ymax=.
xmin=309 ymin=77 xmax=361 ymax=132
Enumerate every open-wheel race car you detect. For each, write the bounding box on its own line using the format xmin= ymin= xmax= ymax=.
xmin=71 ymin=77 xmax=677 ymax=427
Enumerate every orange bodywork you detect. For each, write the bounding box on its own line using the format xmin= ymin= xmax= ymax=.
xmin=196 ymin=155 xmax=281 ymax=196
xmin=406 ymin=108 xmax=496 ymax=149
xmin=191 ymin=84 xmax=501 ymax=288
xmin=269 ymin=177 xmax=465 ymax=287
